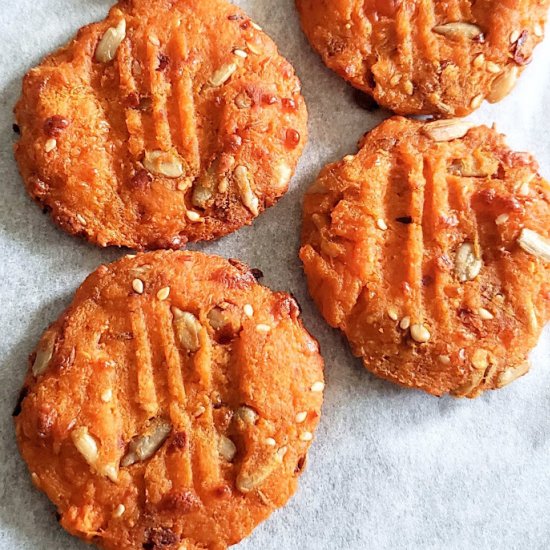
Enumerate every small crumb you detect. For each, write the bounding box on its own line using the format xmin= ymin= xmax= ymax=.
xmin=244 ymin=304 xmax=254 ymax=317
xmin=113 ymin=504 xmax=125 ymax=518
xmin=311 ymin=381 xmax=325 ymax=393
xmin=44 ymin=138 xmax=57 ymax=152
xmin=295 ymin=411 xmax=307 ymax=423
xmin=299 ymin=432 xmax=313 ymax=442
xmin=157 ymin=287 xmax=170 ymax=301
xmin=377 ymin=218 xmax=388 ymax=231
xmin=132 ymin=278 xmax=144 ymax=294
xmin=255 ymin=323 xmax=271 ymax=333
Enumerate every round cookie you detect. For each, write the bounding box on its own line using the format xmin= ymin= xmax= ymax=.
xmin=14 ymin=251 xmax=324 ymax=550
xmin=300 ymin=116 xmax=550 ymax=397
xmin=14 ymin=0 xmax=307 ymax=249
xmin=296 ymin=0 xmax=549 ymax=116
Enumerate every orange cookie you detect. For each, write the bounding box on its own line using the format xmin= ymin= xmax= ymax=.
xmin=296 ymin=0 xmax=549 ymax=116
xmin=14 ymin=0 xmax=307 ymax=249
xmin=14 ymin=251 xmax=324 ymax=549
xmin=301 ymin=116 xmax=550 ymax=397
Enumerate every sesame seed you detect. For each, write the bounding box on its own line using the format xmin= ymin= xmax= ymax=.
xmin=486 ymin=62 xmax=501 ymax=74
xmin=132 ymin=278 xmax=144 ymax=294
xmin=193 ymin=405 xmax=206 ymax=418
xmin=186 ymin=210 xmax=202 ymax=222
xmin=251 ymin=22 xmax=262 ymax=31
xmin=495 ymin=214 xmax=509 ymax=225
xmin=149 ymin=35 xmax=160 ymax=46
xmin=390 ymin=74 xmax=400 ymax=86
xmin=76 ymin=214 xmax=87 ymax=225
xmin=244 ymin=304 xmax=254 ymax=317
xmin=295 ymin=411 xmax=307 ymax=423
xmin=438 ymin=355 xmax=451 ymax=365
xmin=300 ymin=432 xmax=313 ymax=442
xmin=113 ymin=504 xmax=125 ymax=518
xmin=101 ymin=389 xmax=112 ymax=403
xmin=345 ymin=23 xmax=351 ymax=29
xmin=518 ymin=182 xmax=530 ymax=195
xmin=256 ymin=323 xmax=271 ymax=333
xmin=177 ymin=181 xmax=188 ymax=191
xmin=157 ymin=287 xmax=170 ymax=301
xmin=509 ymin=30 xmax=521 ymax=44
xmin=410 ymin=323 xmax=431 ymax=343
xmin=265 ymin=437 xmax=276 ymax=447
xmin=377 ymin=218 xmax=388 ymax=231
xmin=473 ymin=53 xmax=485 ymax=68
xmin=478 ymin=308 xmax=494 ymax=320
xmin=399 ymin=316 xmax=411 ymax=330
xmin=470 ymin=94 xmax=484 ymax=109
xmin=311 ymin=381 xmax=325 ymax=392
xmin=403 ymin=80 xmax=414 ymax=95
xmin=534 ymin=23 xmax=544 ymax=37
xmin=233 ymin=48 xmax=248 ymax=58
xmin=343 ymin=155 xmax=354 ymax=162
xmin=387 ymin=308 xmax=398 ymax=321
xmin=126 ymin=254 xmax=136 ymax=259
xmin=44 ymin=138 xmax=57 ymax=152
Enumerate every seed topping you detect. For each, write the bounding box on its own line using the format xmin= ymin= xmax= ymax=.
xmin=234 ymin=165 xmax=259 ymax=215
xmin=517 ymin=228 xmax=550 ymax=262
xmin=95 ymin=19 xmax=126 ymax=63
xmin=295 ymin=411 xmax=307 ymax=423
xmin=422 ymin=119 xmax=474 ymax=142
xmin=410 ymin=323 xmax=431 ymax=343
xmin=311 ymin=381 xmax=325 ymax=392
xmin=156 ymin=286 xmax=170 ymax=301
xmin=455 ymin=243 xmax=482 ymax=282
xmin=209 ymin=63 xmax=238 ymax=87
xmin=433 ymin=22 xmax=483 ymax=40
xmin=143 ymin=150 xmax=184 ymax=178
xmin=132 ymin=278 xmax=144 ymax=294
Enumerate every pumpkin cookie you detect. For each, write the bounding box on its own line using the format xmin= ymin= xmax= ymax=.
xmin=14 ymin=0 xmax=307 ymax=249
xmin=296 ymin=0 xmax=549 ymax=116
xmin=300 ymin=117 xmax=550 ymax=397
xmin=14 ymin=251 xmax=324 ymax=549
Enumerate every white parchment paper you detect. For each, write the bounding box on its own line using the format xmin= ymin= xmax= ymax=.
xmin=1 ymin=2 xmax=549 ymax=549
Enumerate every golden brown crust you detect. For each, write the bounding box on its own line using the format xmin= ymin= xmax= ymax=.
xmin=300 ymin=116 xmax=550 ymax=397
xmin=296 ymin=0 xmax=549 ymax=116
xmin=14 ymin=0 xmax=307 ymax=249
xmin=14 ymin=251 xmax=324 ymax=549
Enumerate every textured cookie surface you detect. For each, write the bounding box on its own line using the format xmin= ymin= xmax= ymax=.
xmin=296 ymin=0 xmax=549 ymax=116
xmin=14 ymin=251 xmax=324 ymax=550
xmin=14 ymin=0 xmax=307 ymax=249
xmin=301 ymin=116 xmax=550 ymax=397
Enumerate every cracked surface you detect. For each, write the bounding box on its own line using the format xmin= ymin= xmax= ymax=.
xmin=14 ymin=251 xmax=323 ymax=550
xmin=300 ymin=116 xmax=550 ymax=397
xmin=296 ymin=0 xmax=549 ymax=116
xmin=14 ymin=0 xmax=307 ymax=249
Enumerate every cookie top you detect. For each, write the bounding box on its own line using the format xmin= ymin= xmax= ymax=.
xmin=14 ymin=0 xmax=307 ymax=249
xmin=14 ymin=251 xmax=324 ymax=550
xmin=296 ymin=0 xmax=549 ymax=116
xmin=300 ymin=116 xmax=550 ymax=397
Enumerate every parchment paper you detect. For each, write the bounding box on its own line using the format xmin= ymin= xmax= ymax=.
xmin=1 ymin=2 xmax=549 ymax=549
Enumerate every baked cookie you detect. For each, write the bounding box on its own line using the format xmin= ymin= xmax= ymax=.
xmin=14 ymin=251 xmax=324 ymax=549
xmin=296 ymin=0 xmax=549 ymax=116
xmin=300 ymin=117 xmax=550 ymax=397
xmin=14 ymin=0 xmax=307 ymax=249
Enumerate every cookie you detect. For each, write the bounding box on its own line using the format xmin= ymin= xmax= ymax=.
xmin=296 ymin=0 xmax=549 ymax=116
xmin=14 ymin=251 xmax=324 ymax=549
xmin=14 ymin=0 xmax=307 ymax=249
xmin=300 ymin=116 xmax=550 ymax=397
